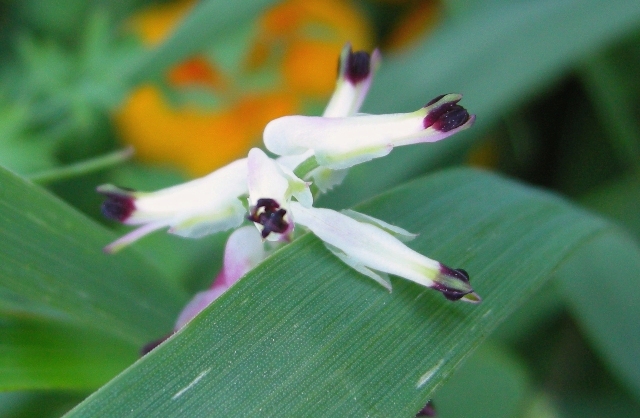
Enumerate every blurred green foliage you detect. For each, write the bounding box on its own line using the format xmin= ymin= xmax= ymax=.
xmin=1 ymin=0 xmax=640 ymax=416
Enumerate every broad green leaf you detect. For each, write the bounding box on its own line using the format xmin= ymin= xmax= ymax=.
xmin=0 ymin=315 xmax=136 ymax=391
xmin=556 ymin=233 xmax=640 ymax=401
xmin=0 ymin=165 xmax=186 ymax=345
xmin=124 ymin=0 xmax=280 ymax=85
xmin=65 ymin=168 xmax=632 ymax=417
xmin=432 ymin=342 xmax=530 ymax=418
xmin=323 ymin=0 xmax=640 ymax=208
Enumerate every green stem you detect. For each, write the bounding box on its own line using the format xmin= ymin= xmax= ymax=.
xmin=28 ymin=147 xmax=134 ymax=185
xmin=292 ymin=156 xmax=319 ymax=179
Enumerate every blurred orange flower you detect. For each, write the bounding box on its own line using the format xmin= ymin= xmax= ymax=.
xmin=115 ymin=0 xmax=372 ymax=176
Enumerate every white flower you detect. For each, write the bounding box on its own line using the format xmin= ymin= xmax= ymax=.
xmin=246 ymin=148 xmax=312 ymax=240
xmin=98 ymin=158 xmax=248 ymax=253
xmin=290 ymin=202 xmax=481 ymax=302
xmin=277 ymin=44 xmax=380 ymax=192
xmin=264 ymin=94 xmax=475 ymax=170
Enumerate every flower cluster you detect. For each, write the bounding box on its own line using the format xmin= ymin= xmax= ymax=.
xmin=99 ymin=43 xmax=480 ymax=336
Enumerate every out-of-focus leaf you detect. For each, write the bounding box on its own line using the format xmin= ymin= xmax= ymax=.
xmin=558 ymin=393 xmax=640 ymax=418
xmin=432 ymin=342 xmax=530 ymax=418
xmin=556 ymin=232 xmax=640 ymax=401
xmin=580 ymin=53 xmax=640 ymax=169
xmin=124 ymin=0 xmax=280 ymax=85
xmin=0 ymin=165 xmax=186 ymax=345
xmin=0 ymin=391 xmax=84 ymax=418
xmin=324 ymin=0 xmax=640 ymax=208
xmin=0 ymin=315 xmax=136 ymax=391
xmin=580 ymin=172 xmax=640 ymax=241
xmin=491 ymin=281 xmax=564 ymax=344
xmin=65 ymin=169 xmax=634 ymax=417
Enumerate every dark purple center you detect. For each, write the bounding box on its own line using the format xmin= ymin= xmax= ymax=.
xmin=342 ymin=49 xmax=371 ymax=85
xmin=423 ymin=96 xmax=471 ymax=132
xmin=248 ymin=198 xmax=289 ymax=239
xmin=100 ymin=192 xmax=135 ymax=222
xmin=433 ymin=266 xmax=472 ymax=301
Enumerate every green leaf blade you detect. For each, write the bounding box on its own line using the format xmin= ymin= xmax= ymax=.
xmin=0 ymin=166 xmax=186 ymax=345
xmin=64 ymin=168 xmax=628 ymax=417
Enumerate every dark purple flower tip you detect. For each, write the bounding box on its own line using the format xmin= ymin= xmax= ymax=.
xmin=339 ymin=46 xmax=372 ymax=85
xmin=97 ymin=186 xmax=136 ymax=222
xmin=247 ymin=198 xmax=289 ymax=239
xmin=416 ymin=400 xmax=437 ymax=417
xmin=432 ymin=265 xmax=474 ymax=301
xmin=423 ymin=95 xmax=472 ymax=132
xmin=140 ymin=333 xmax=172 ymax=356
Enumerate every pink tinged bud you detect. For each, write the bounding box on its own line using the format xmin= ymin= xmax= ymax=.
xmin=174 ymin=226 xmax=265 ymax=330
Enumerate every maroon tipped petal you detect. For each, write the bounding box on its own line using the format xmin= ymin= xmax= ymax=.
xmin=248 ymin=198 xmax=289 ymax=239
xmin=432 ymin=265 xmax=473 ymax=301
xmin=342 ymin=49 xmax=372 ymax=85
xmin=100 ymin=192 xmax=135 ymax=222
xmin=423 ymin=96 xmax=471 ymax=132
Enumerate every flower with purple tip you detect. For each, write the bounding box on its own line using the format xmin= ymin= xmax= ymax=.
xmin=98 ymin=158 xmax=248 ymax=253
xmin=264 ymin=93 xmax=474 ymax=170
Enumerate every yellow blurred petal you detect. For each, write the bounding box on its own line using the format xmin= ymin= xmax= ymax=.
xmin=115 ymin=87 xmax=298 ymax=176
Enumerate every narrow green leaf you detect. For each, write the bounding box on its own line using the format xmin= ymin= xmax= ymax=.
xmin=65 ymin=169 xmax=628 ymax=417
xmin=0 ymin=166 xmax=186 ymax=345
xmin=124 ymin=0 xmax=280 ymax=85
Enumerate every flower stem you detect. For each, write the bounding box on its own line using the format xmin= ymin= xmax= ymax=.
xmin=293 ymin=156 xmax=319 ymax=179
xmin=28 ymin=147 xmax=135 ymax=185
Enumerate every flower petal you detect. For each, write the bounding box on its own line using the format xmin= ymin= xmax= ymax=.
xmin=174 ymin=226 xmax=266 ymax=330
xmin=341 ymin=209 xmax=417 ymax=242
xmin=99 ymin=158 xmax=249 ymax=248
xmin=325 ymin=243 xmax=392 ymax=291
xmin=264 ymin=94 xmax=474 ymax=170
xmin=323 ymin=43 xmax=381 ymax=118
xmin=291 ymin=202 xmax=478 ymax=300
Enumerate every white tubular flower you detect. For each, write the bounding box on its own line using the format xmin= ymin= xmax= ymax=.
xmin=174 ymin=226 xmax=265 ymax=330
xmin=98 ymin=158 xmax=248 ymax=253
xmin=247 ymin=148 xmax=312 ymax=240
xmin=323 ymin=42 xmax=381 ymax=118
xmin=277 ymin=44 xmax=380 ymax=192
xmin=290 ymin=202 xmax=481 ymax=303
xmin=264 ymin=94 xmax=475 ymax=170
